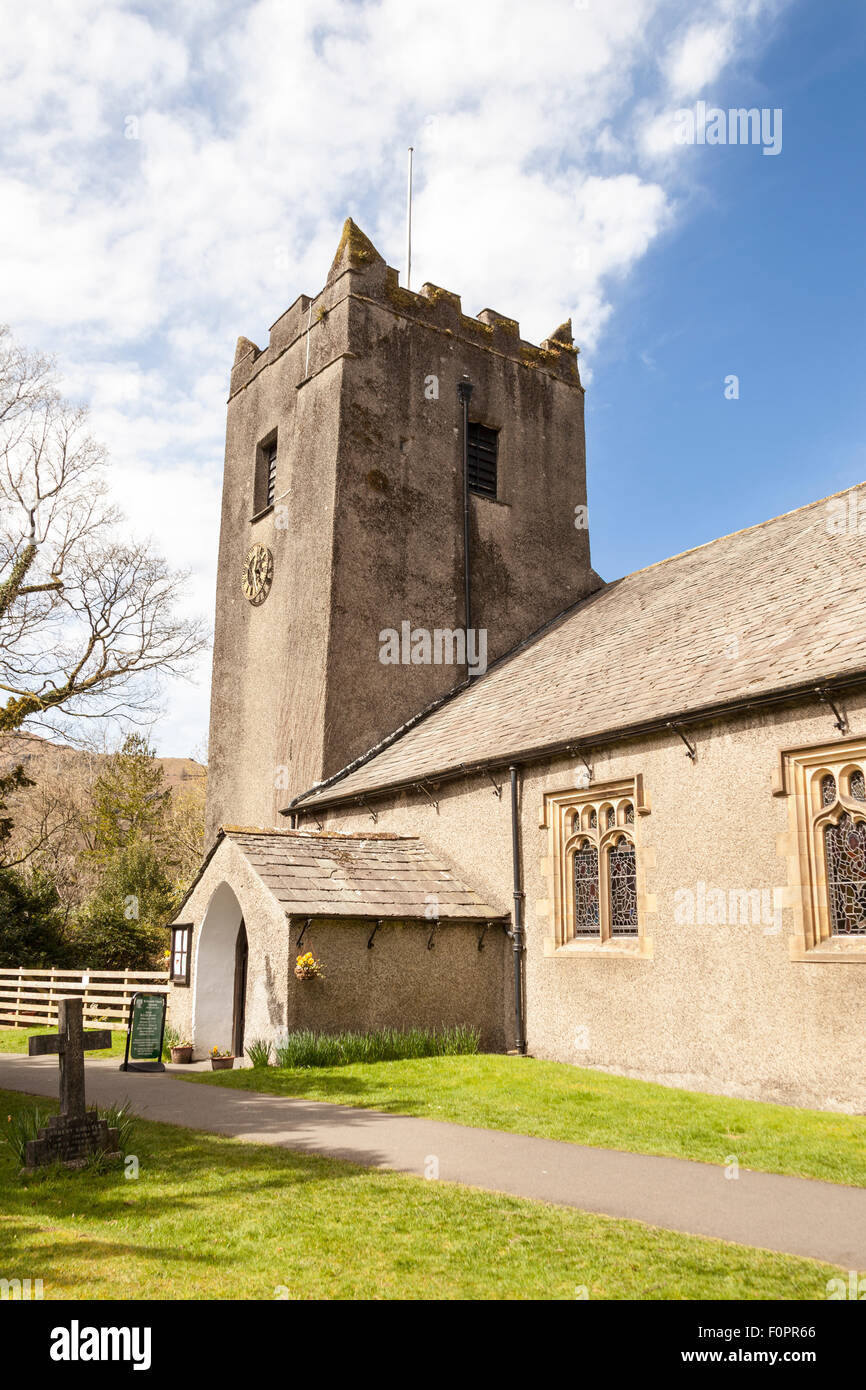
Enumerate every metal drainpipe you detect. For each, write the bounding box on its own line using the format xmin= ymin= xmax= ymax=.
xmin=457 ymin=376 xmax=473 ymax=647
xmin=509 ymin=764 xmax=527 ymax=1054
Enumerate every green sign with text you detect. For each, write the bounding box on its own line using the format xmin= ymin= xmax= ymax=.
xmin=121 ymin=992 xmax=166 ymax=1073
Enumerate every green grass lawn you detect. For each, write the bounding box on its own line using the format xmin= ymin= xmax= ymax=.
xmin=0 ymin=1089 xmax=842 ymax=1300
xmin=0 ymin=1026 xmax=126 ymax=1059
xmin=180 ymin=1053 xmax=866 ymax=1188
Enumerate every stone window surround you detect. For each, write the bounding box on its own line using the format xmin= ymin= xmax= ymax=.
xmin=774 ymin=737 xmax=866 ymax=963
xmin=539 ymin=775 xmax=653 ymax=960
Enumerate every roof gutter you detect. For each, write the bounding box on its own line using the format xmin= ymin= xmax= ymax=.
xmin=284 ymin=671 xmax=866 ymax=817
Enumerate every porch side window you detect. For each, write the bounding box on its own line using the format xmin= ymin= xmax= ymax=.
xmin=170 ymin=924 xmax=192 ymax=985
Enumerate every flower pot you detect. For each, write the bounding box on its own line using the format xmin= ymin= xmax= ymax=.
xmin=210 ymin=1056 xmax=235 ymax=1070
xmin=170 ymin=1045 xmax=193 ymax=1065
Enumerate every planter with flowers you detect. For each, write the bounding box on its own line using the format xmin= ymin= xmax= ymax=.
xmin=294 ymin=951 xmax=324 ymax=982
xmin=170 ymin=1041 xmax=193 ymax=1065
xmin=210 ymin=1047 xmax=235 ymax=1071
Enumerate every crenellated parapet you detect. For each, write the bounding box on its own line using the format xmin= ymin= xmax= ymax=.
xmin=229 ymin=218 xmax=582 ymax=398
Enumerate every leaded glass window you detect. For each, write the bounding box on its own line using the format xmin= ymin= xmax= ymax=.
xmin=562 ymin=789 xmax=641 ymax=944
xmin=609 ymin=838 xmax=638 ymax=936
xmin=825 ymin=815 xmax=866 ymax=936
xmin=573 ymin=845 xmax=600 ymax=935
xmin=781 ymin=745 xmax=866 ymax=956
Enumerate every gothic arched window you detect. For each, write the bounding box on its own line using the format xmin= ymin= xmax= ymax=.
xmin=608 ymin=836 xmax=638 ymax=936
xmin=778 ymin=745 xmax=866 ymax=959
xmin=562 ymin=790 xmax=641 ymax=943
xmin=573 ymin=842 xmax=600 ymax=935
xmin=825 ymin=815 xmax=866 ymax=935
xmin=812 ymin=764 xmax=866 ymax=938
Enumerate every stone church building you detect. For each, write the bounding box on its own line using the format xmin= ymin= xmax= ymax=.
xmin=168 ymin=219 xmax=866 ymax=1111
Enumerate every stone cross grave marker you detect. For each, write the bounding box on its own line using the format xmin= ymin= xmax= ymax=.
xmin=25 ymin=997 xmax=122 ymax=1170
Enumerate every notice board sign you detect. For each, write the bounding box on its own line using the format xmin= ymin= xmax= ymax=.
xmin=120 ymin=992 xmax=167 ymax=1073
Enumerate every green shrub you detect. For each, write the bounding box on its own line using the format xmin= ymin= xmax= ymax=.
xmin=245 ymin=1038 xmax=272 ymax=1068
xmin=0 ymin=866 xmax=72 ymax=967
xmin=2 ymin=1103 xmax=50 ymax=1166
xmin=273 ymin=1025 xmax=480 ymax=1069
xmin=98 ymin=1099 xmax=136 ymax=1154
xmin=70 ymin=898 xmax=165 ymax=970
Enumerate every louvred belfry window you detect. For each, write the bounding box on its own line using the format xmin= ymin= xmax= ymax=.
xmin=265 ymin=439 xmax=278 ymax=508
xmin=467 ymin=422 xmax=498 ymax=498
xmin=254 ymin=432 xmax=278 ymax=514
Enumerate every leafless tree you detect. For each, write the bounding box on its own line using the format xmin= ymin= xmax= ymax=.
xmin=0 ymin=324 xmax=206 ymax=736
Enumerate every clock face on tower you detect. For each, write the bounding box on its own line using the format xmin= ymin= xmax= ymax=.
xmin=241 ymin=544 xmax=273 ymax=606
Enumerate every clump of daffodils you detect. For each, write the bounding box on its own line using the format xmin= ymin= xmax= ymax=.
xmin=294 ymin=951 xmax=324 ymax=981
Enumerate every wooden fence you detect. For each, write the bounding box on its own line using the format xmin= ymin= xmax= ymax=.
xmin=0 ymin=967 xmax=170 ymax=1031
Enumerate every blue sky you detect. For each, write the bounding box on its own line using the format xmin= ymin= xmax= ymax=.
xmin=590 ymin=0 xmax=866 ymax=579
xmin=0 ymin=0 xmax=862 ymax=753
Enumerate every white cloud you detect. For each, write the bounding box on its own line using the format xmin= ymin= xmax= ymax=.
xmin=663 ymin=21 xmax=738 ymax=99
xmin=0 ymin=0 xmax=792 ymax=752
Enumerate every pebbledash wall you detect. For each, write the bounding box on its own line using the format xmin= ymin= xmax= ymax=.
xmin=301 ymin=690 xmax=866 ymax=1113
xmin=168 ymin=839 xmax=508 ymax=1056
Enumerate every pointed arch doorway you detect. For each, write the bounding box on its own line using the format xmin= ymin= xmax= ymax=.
xmin=193 ymin=882 xmax=248 ymax=1056
xmin=232 ymin=921 xmax=248 ymax=1060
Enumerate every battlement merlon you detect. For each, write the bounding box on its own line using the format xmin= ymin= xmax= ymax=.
xmin=229 ymin=218 xmax=583 ymax=398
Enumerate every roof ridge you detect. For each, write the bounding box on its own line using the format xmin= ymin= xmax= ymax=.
xmin=607 ymin=480 xmax=865 ymax=585
xmin=225 ymin=825 xmax=418 ymax=841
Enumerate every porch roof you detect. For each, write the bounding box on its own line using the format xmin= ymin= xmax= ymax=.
xmin=178 ymin=827 xmax=506 ymax=922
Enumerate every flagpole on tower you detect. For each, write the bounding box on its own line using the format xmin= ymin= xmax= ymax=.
xmin=405 ymin=146 xmax=414 ymax=290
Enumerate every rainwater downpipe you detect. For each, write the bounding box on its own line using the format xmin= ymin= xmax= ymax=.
xmin=457 ymin=376 xmax=473 ymax=648
xmin=509 ymin=764 xmax=527 ymax=1055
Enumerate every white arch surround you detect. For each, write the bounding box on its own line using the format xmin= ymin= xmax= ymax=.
xmin=192 ymin=881 xmax=244 ymax=1054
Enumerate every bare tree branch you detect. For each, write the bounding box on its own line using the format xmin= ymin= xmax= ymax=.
xmin=0 ymin=325 xmax=207 ymax=737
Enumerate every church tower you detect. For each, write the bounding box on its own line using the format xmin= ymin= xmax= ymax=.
xmin=205 ymin=220 xmax=601 ymax=839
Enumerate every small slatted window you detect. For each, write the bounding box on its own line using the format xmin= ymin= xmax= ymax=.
xmin=254 ymin=433 xmax=278 ymax=515
xmin=467 ymin=422 xmax=498 ymax=498
xmin=265 ymin=439 xmax=278 ymax=508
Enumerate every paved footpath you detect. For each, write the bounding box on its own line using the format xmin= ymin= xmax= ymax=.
xmin=2 ymin=1054 xmax=865 ymax=1268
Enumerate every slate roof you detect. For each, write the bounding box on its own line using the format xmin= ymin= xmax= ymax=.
xmin=215 ymin=829 xmax=505 ymax=921
xmin=296 ymin=485 xmax=866 ymax=808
